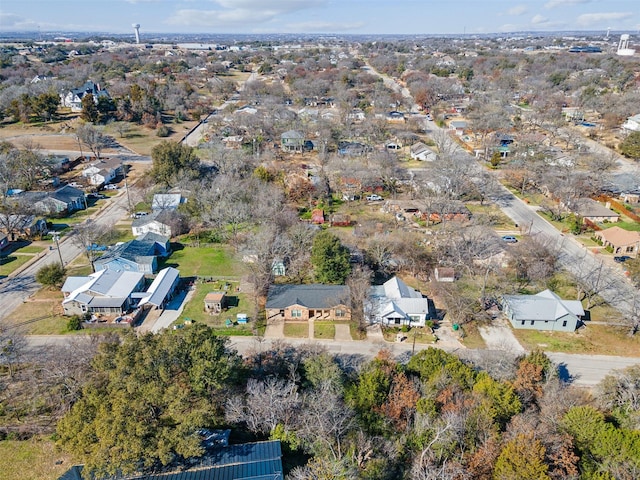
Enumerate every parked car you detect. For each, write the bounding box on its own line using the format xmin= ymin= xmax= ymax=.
xmin=614 ymin=256 xmax=632 ymax=263
xmin=501 ymin=235 xmax=518 ymax=243
xmin=87 ymin=243 xmax=107 ymax=252
xmin=366 ymin=194 xmax=383 ymax=201
xmin=104 ymin=184 xmax=119 ymax=190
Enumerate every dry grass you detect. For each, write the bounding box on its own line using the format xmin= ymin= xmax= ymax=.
xmin=105 ymin=121 xmax=199 ymax=156
xmin=4 ymin=289 xmax=68 ymax=334
xmin=0 ymin=436 xmax=77 ymax=480
xmin=512 ymin=323 xmax=640 ymax=356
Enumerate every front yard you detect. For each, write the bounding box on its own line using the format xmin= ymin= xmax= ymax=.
xmin=160 ymin=243 xmax=245 ymax=277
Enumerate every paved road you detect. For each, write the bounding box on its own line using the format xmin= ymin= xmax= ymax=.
xmin=0 ymin=186 xmax=130 ymax=321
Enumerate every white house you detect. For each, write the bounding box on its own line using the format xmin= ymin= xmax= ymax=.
xmin=152 ymin=193 xmax=185 ymax=211
xmin=131 ymin=210 xmax=173 ymax=237
xmin=622 ymin=114 xmax=640 ymax=132
xmin=502 ymin=289 xmax=584 ymax=332
xmin=60 ymin=80 xmax=110 ymax=112
xmin=81 ymin=159 xmax=122 ymax=186
xmin=367 ymin=277 xmax=432 ymax=327
xmin=410 ymin=142 xmax=438 ymax=161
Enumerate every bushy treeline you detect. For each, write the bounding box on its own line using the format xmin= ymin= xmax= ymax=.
xmin=52 ymin=326 xmax=640 ymax=479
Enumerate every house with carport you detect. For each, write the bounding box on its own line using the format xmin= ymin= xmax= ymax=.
xmin=502 ymin=289 xmax=584 ymax=332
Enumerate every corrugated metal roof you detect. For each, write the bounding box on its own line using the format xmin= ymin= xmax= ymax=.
xmin=138 ymin=267 xmax=180 ymax=307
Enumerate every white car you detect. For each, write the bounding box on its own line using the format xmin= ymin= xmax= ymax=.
xmin=366 ymin=194 xmax=383 ymax=201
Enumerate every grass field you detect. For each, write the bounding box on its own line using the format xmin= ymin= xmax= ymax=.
xmin=0 ymin=437 xmax=77 ymax=480
xmin=160 ymin=244 xmax=244 ymax=277
xmin=284 ymin=323 xmax=309 ymax=338
xmin=104 ymin=121 xmax=199 ymax=156
xmin=512 ymin=323 xmax=640 ymax=356
xmin=179 ymin=282 xmax=253 ymax=334
xmin=4 ymin=288 xmax=69 ymax=334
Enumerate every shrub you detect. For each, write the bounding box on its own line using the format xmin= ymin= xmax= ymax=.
xmin=156 ymin=125 xmax=171 ymax=137
xmin=67 ymin=315 xmax=83 ymax=331
xmin=35 ymin=263 xmax=66 ymax=287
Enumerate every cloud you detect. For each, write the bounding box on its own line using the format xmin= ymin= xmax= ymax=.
xmin=576 ymin=12 xmax=633 ymax=27
xmin=508 ymin=5 xmax=528 ymax=16
xmin=531 ymin=14 xmax=548 ymax=25
xmin=0 ymin=11 xmax=39 ymax=30
xmin=283 ymin=21 xmax=365 ymax=32
xmin=167 ymin=0 xmax=327 ymax=28
xmin=545 ymin=0 xmax=592 ymax=9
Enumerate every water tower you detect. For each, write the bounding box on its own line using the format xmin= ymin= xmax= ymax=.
xmin=132 ymin=23 xmax=141 ymax=44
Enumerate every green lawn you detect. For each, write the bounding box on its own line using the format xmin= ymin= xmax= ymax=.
xmin=179 ymin=282 xmax=254 ymax=335
xmin=160 ymin=244 xmax=244 ymax=277
xmin=600 ymin=221 xmax=640 ymax=231
xmin=314 ymin=322 xmax=335 ymax=339
xmin=16 ymin=245 xmax=46 ymax=254
xmin=284 ymin=323 xmax=309 ymax=338
xmin=0 ymin=437 xmax=77 ymax=480
xmin=0 ymin=254 xmax=33 ymax=276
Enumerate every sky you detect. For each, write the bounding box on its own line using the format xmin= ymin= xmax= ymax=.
xmin=0 ymin=0 xmax=639 ymax=36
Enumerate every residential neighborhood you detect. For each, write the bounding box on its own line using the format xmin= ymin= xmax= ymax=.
xmin=0 ymin=13 xmax=640 ymax=480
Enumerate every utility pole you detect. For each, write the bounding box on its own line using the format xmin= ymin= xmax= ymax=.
xmin=123 ymin=163 xmax=132 ymax=214
xmin=52 ymin=233 xmax=64 ymax=268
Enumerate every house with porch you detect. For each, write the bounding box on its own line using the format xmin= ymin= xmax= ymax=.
xmin=131 ymin=210 xmax=174 ymax=237
xmin=366 ymin=276 xmax=432 ymax=327
xmin=265 ymin=284 xmax=350 ymax=321
xmin=60 ymin=80 xmax=110 ymax=112
xmin=594 ymin=226 xmax=640 ymax=257
xmin=502 ymin=289 xmax=584 ymax=332
xmin=61 ymin=269 xmax=146 ymax=316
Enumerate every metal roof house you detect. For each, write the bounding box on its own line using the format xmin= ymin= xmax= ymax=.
xmin=266 ymin=284 xmax=350 ymax=321
xmin=59 ymin=440 xmax=283 ymax=480
xmin=94 ymin=232 xmax=170 ymax=274
xmin=137 ymin=267 xmax=180 ymax=311
xmin=502 ymin=289 xmax=585 ymax=332
xmin=61 ymin=269 xmax=146 ymax=316
xmin=367 ymin=276 xmax=431 ymax=327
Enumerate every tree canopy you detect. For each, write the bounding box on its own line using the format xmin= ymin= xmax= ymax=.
xmin=56 ymin=325 xmax=243 ymax=478
xmin=311 ymin=230 xmax=351 ymax=284
xmin=150 ymin=141 xmax=200 ymax=187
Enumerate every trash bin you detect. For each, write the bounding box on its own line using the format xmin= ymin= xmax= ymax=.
xmin=452 ymin=323 xmax=459 ymax=331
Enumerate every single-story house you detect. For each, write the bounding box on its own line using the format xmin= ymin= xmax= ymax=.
xmin=137 ymin=267 xmax=180 ymax=311
xmin=221 ymin=135 xmax=244 ymax=149
xmin=594 ymin=226 xmax=640 ymax=257
xmin=281 ymin=130 xmax=305 ymax=152
xmin=60 ymin=80 xmax=110 ymax=112
xmin=131 ymin=210 xmax=174 ymax=237
xmin=94 ymin=232 xmax=170 ymax=274
xmin=571 ymin=198 xmax=619 ymax=223
xmin=410 ymin=142 xmax=438 ymax=161
xmin=622 ymin=114 xmax=640 ymax=132
xmin=0 ymin=214 xmax=47 ymax=240
xmin=32 ymin=185 xmax=86 ymax=215
xmin=59 ymin=440 xmax=283 ymax=480
xmin=61 ymin=269 xmax=146 ymax=316
xmin=81 ymin=159 xmax=123 ymax=186
xmin=204 ymin=291 xmax=226 ymax=313
xmin=449 ymin=120 xmax=467 ymax=136
xmin=502 ymin=289 xmax=585 ymax=332
xmin=266 ymin=284 xmax=350 ymax=321
xmin=366 ymin=276 xmax=431 ymax=327
xmin=338 ymin=141 xmax=370 ymax=157
xmin=152 ymin=193 xmax=186 ymax=211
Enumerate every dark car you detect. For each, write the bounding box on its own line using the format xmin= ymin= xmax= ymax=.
xmin=614 ymin=256 xmax=632 ymax=263
xmin=501 ymin=235 xmax=518 ymax=243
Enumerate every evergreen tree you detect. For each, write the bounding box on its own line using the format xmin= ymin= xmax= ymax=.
xmin=310 ymin=230 xmax=351 ymax=284
xmin=80 ymin=94 xmax=99 ymax=123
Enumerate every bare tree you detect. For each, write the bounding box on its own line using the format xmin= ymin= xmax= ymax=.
xmin=70 ymin=220 xmax=109 ymax=272
xmin=346 ymin=266 xmax=372 ymax=332
xmin=76 ymin=124 xmax=109 ymax=160
xmin=0 ymin=322 xmax=26 ymax=379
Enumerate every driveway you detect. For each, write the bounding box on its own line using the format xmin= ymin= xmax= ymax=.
xmin=478 ymin=318 xmax=526 ymax=354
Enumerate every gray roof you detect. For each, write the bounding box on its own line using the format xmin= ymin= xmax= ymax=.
xmin=152 ymin=193 xmax=183 ymax=210
xmin=62 ymin=270 xmax=144 ymax=306
xmin=573 ymin=198 xmax=619 ymax=218
xmin=96 ymin=233 xmax=168 ymax=267
xmin=132 ymin=210 xmax=173 ymax=228
xmin=281 ymin=129 xmax=304 ymax=139
xmin=58 ymin=441 xmax=283 ymax=480
xmin=266 ymin=284 xmax=349 ymax=309
xmin=503 ymin=289 xmax=585 ymax=322
xmin=138 ymin=267 xmax=180 ymax=307
xmin=51 ymin=185 xmax=84 ymax=204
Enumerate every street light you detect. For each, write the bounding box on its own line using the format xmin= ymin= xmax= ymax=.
xmin=51 ymin=233 xmax=64 ymax=268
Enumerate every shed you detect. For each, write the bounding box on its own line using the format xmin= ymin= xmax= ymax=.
xmin=204 ymin=291 xmax=226 ymax=313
